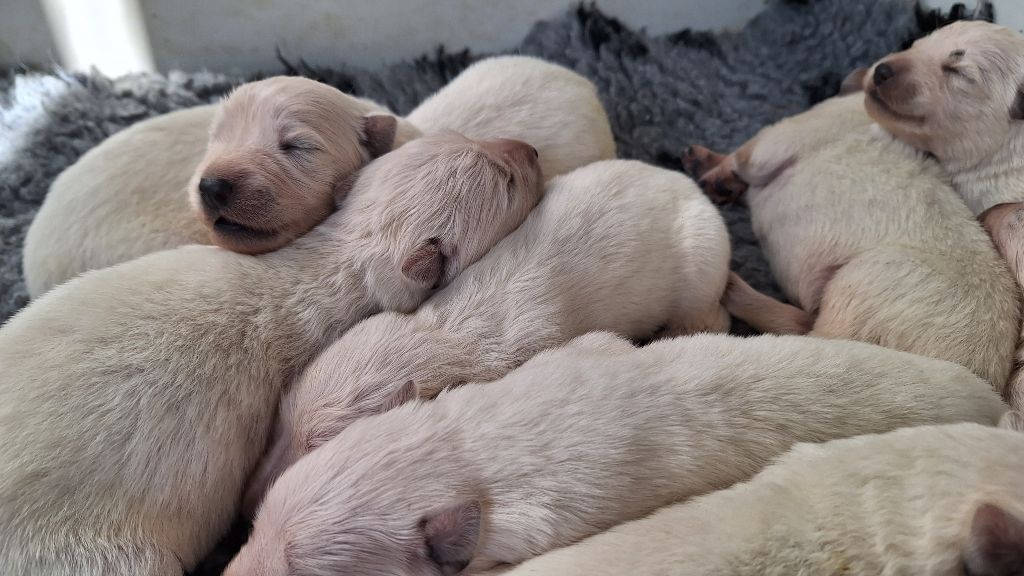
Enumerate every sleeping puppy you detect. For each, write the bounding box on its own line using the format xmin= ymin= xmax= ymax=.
xmin=22 ymin=79 xmax=406 ymax=295
xmin=25 ymin=56 xmax=613 ymax=296
xmin=682 ymin=93 xmax=1018 ymax=393
xmin=226 ymin=332 xmax=1006 ymax=576
xmin=240 ymin=160 xmax=731 ymax=514
xmin=863 ymin=20 xmax=1024 ymax=410
xmin=485 ymin=421 xmax=1024 ymax=576
xmin=0 ymin=133 xmax=541 ymax=576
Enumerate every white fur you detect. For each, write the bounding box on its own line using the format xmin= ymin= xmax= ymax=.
xmin=24 ymin=56 xmax=614 ymax=297
xmin=229 ymin=332 xmax=1007 ymax=576
xmin=490 ymin=422 xmax=1024 ymax=576
xmin=0 ymin=134 xmax=542 ymax=576
xmin=728 ymin=94 xmax=1018 ymax=391
xmin=243 ymin=159 xmax=730 ymax=510
xmin=407 ymin=55 xmax=615 ymax=180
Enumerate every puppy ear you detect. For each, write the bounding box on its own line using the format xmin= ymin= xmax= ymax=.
xmin=381 ymin=380 xmax=418 ymax=412
xmin=964 ymin=503 xmax=1024 ymax=576
xmin=999 ymin=411 xmax=1024 ymax=432
xmin=401 ymin=238 xmax=444 ymax=287
xmin=361 ymin=115 xmax=398 ymax=158
xmin=422 ymin=501 xmax=482 ymax=576
xmin=839 ymin=67 xmax=868 ymax=96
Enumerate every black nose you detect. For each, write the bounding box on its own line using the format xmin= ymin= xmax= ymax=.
xmin=530 ymin=146 xmax=539 ymax=159
xmin=873 ymin=63 xmax=895 ymax=86
xmin=198 ymin=177 xmax=233 ymax=210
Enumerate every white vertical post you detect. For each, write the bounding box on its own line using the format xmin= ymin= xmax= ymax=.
xmin=39 ymin=0 xmax=156 ymax=76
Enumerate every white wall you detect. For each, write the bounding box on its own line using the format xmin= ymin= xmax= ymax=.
xmin=139 ymin=0 xmax=765 ymax=73
xmin=2 ymin=0 xmax=1022 ymax=74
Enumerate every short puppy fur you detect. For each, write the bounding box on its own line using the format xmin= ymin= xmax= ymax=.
xmin=0 ymin=133 xmax=542 ymax=576
xmin=241 ymin=160 xmax=731 ymax=513
xmin=489 ymin=422 xmax=1024 ymax=576
xmin=865 ymin=21 xmax=1024 ymax=410
xmin=228 ymin=332 xmax=1006 ymax=576
xmin=683 ymin=93 xmax=1019 ymax=392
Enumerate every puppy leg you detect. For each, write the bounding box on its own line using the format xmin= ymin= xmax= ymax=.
xmin=681 ymin=144 xmax=749 ymax=204
xmin=721 ymin=272 xmax=813 ymax=335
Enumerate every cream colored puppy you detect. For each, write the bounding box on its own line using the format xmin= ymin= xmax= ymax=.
xmin=489 ymin=421 xmax=1024 ymax=576
xmin=25 ymin=56 xmax=613 ymax=296
xmin=0 ymin=133 xmax=542 ymax=576
xmin=683 ymin=93 xmax=1018 ymax=392
xmin=864 ymin=21 xmax=1024 ymax=410
xmin=241 ymin=160 xmax=730 ymax=512
xmin=226 ymin=333 xmax=1006 ymax=576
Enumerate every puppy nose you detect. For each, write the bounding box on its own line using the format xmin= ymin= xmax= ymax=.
xmin=198 ymin=177 xmax=233 ymax=210
xmin=873 ymin=63 xmax=896 ymax=86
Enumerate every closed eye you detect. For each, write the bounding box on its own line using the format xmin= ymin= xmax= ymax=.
xmin=279 ymin=140 xmax=322 ymax=153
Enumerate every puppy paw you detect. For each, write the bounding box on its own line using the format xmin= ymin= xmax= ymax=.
xmin=697 ymin=165 xmax=748 ymax=205
xmin=680 ymin=144 xmax=725 ymax=180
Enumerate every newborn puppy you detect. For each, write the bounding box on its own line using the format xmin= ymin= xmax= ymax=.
xmin=241 ymin=160 xmax=731 ymax=513
xmin=188 ymin=76 xmax=420 ymax=254
xmin=227 ymin=332 xmax=1006 ymax=576
xmin=0 ymin=133 xmax=541 ymax=576
xmin=22 ymin=104 xmax=217 ymax=297
xmin=488 ymin=421 xmax=1024 ymax=576
xmin=864 ymin=21 xmax=1024 ymax=216
xmin=864 ymin=21 xmax=1024 ymax=410
xmin=25 ymin=56 xmax=613 ymax=296
xmin=683 ymin=93 xmax=1018 ymax=392
xmin=407 ymin=55 xmax=615 ymax=180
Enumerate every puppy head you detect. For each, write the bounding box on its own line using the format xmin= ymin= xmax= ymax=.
xmin=864 ymin=21 xmax=1024 ymax=164
xmin=349 ymin=132 xmax=543 ymax=311
xmin=190 ymin=76 xmax=399 ymax=254
xmin=229 ymin=412 xmax=485 ymax=576
xmin=240 ymin=313 xmax=475 ymax=517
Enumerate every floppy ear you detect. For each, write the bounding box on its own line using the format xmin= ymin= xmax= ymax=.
xmin=401 ymin=238 xmax=444 ymax=287
xmin=422 ymin=501 xmax=481 ymax=576
xmin=381 ymin=380 xmax=418 ymax=412
xmin=361 ymin=115 xmax=398 ymax=158
xmin=964 ymin=503 xmax=1024 ymax=576
xmin=839 ymin=67 xmax=868 ymax=96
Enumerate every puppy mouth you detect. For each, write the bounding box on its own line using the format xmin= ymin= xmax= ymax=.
xmin=867 ymin=89 xmax=924 ymax=124
xmin=213 ymin=216 xmax=278 ymax=239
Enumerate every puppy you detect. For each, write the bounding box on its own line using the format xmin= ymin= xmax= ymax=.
xmin=863 ymin=21 xmax=1024 ymax=410
xmin=0 ymin=133 xmax=542 ymax=576
xmin=682 ymin=93 xmax=1019 ymax=392
xmin=25 ymin=56 xmax=613 ymax=296
xmin=227 ymin=332 xmax=1006 ymax=576
xmin=241 ymin=160 xmax=731 ymax=513
xmin=487 ymin=421 xmax=1024 ymax=576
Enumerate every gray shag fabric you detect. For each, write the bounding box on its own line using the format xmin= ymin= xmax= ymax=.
xmin=0 ymin=0 xmax=983 ymax=325
xmin=0 ymin=1 xmax=990 ymax=572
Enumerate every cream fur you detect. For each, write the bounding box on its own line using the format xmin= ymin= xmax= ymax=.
xmin=490 ymin=422 xmax=1024 ymax=576
xmin=228 ymin=332 xmax=1007 ymax=576
xmin=22 ymin=104 xmax=216 ymax=298
xmin=0 ymin=133 xmax=542 ymax=576
xmin=702 ymin=94 xmax=1018 ymax=391
xmin=24 ymin=56 xmax=613 ymax=297
xmin=241 ymin=160 xmax=730 ymax=512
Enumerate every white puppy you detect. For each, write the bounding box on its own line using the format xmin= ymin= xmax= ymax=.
xmin=24 ymin=56 xmax=613 ymax=296
xmin=241 ymin=160 xmax=731 ymax=512
xmin=683 ymin=92 xmax=1018 ymax=392
xmin=863 ymin=21 xmax=1024 ymax=410
xmin=488 ymin=421 xmax=1024 ymax=576
xmin=0 ymin=133 xmax=542 ymax=576
xmin=227 ymin=332 xmax=1007 ymax=576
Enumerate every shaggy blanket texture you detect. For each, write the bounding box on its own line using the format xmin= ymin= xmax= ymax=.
xmin=0 ymin=0 xmax=988 ymax=572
